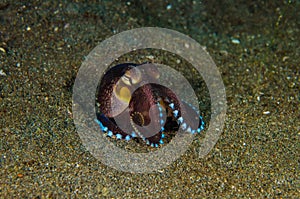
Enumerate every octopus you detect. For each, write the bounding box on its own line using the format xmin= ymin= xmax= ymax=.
xmin=95 ymin=62 xmax=204 ymax=147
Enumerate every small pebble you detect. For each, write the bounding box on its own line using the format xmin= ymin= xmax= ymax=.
xmin=263 ymin=111 xmax=270 ymax=115
xmin=231 ymin=38 xmax=240 ymax=44
xmin=0 ymin=47 xmax=6 ymax=53
xmin=146 ymin=55 xmax=154 ymax=59
xmin=282 ymin=56 xmax=289 ymax=62
xmin=0 ymin=69 xmax=6 ymax=76
xmin=219 ymin=50 xmax=228 ymax=56
xmin=17 ymin=173 xmax=24 ymax=178
xmin=64 ymin=23 xmax=70 ymax=29
xmin=166 ymin=4 xmax=172 ymax=10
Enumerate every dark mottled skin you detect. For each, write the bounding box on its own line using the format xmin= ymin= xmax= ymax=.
xmin=128 ymin=83 xmax=183 ymax=143
xmin=97 ymin=63 xmax=139 ymax=118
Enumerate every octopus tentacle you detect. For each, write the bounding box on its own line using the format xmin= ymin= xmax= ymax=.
xmin=129 ymin=101 xmax=166 ymax=147
xmin=95 ymin=113 xmax=134 ymax=141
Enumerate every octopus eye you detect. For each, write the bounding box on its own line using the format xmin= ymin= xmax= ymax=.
xmin=113 ymin=84 xmax=131 ymax=103
xmin=131 ymin=112 xmax=144 ymax=127
xmin=121 ymin=75 xmax=131 ymax=85
xmin=121 ymin=67 xmax=142 ymax=85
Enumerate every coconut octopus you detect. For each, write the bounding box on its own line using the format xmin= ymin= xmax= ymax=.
xmin=95 ymin=63 xmax=204 ymax=147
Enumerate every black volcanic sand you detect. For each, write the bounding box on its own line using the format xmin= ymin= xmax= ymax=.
xmin=0 ymin=1 xmax=299 ymax=198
